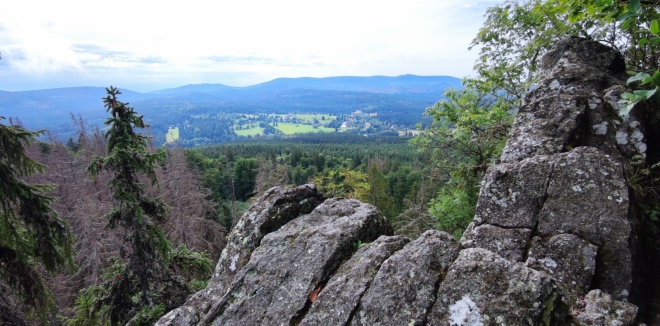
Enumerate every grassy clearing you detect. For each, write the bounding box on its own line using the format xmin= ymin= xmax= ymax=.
xmin=235 ymin=126 xmax=264 ymax=136
xmin=294 ymin=114 xmax=337 ymax=124
xmin=272 ymin=123 xmax=335 ymax=134
xmin=165 ymin=127 xmax=180 ymax=143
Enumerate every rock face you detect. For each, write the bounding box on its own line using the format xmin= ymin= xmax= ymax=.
xmin=462 ymin=37 xmax=644 ymax=323
xmin=300 ymin=235 xmax=410 ymax=326
xmin=428 ymin=248 xmax=565 ymax=325
xmin=159 ymin=38 xmax=648 ymax=326
xmin=350 ymin=230 xmax=459 ymax=326
xmin=574 ymin=290 xmax=638 ymax=326
xmin=157 ymin=185 xmax=327 ymax=325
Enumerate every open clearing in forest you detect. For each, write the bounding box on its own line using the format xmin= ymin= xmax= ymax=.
xmin=234 ymin=126 xmax=264 ymax=136
xmin=272 ymin=123 xmax=335 ymax=134
xmin=165 ymin=127 xmax=179 ymax=143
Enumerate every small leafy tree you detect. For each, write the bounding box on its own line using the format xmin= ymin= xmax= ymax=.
xmin=0 ymin=117 xmax=75 ymax=320
xmin=66 ymin=87 xmax=211 ymax=325
xmin=472 ymin=0 xmax=660 ymax=115
xmin=413 ymin=86 xmax=512 ymax=238
xmin=313 ymin=168 xmax=370 ymax=201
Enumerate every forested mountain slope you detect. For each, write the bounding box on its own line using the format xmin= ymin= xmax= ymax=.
xmin=0 ymin=75 xmax=461 ymax=144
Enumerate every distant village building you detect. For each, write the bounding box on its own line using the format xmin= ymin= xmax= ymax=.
xmin=363 ymin=122 xmax=371 ymax=131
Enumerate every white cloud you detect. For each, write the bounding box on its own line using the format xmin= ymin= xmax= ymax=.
xmin=0 ymin=0 xmax=501 ymax=91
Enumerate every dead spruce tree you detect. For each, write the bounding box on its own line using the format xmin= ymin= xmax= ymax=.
xmin=70 ymin=87 xmax=211 ymax=326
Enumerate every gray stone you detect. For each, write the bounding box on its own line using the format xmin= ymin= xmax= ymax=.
xmin=156 ymin=184 xmax=325 ymax=326
xmin=540 ymin=37 xmax=626 ymax=77
xmin=603 ymin=85 xmax=649 ymax=159
xmin=203 ymin=198 xmax=392 ymax=326
xmin=536 ymin=147 xmax=634 ymax=301
xmin=300 ymin=235 xmax=410 ymax=326
xmin=525 ymin=234 xmax=598 ymax=300
xmin=574 ymin=290 xmax=638 ymax=326
xmin=428 ymin=248 xmax=566 ymax=325
xmin=500 ymin=38 xmax=628 ymax=163
xmin=501 ymin=93 xmax=588 ymax=162
xmin=461 ymin=223 xmax=532 ymax=262
xmin=474 ymin=155 xmax=554 ymax=229
xmin=350 ymin=230 xmax=459 ymax=326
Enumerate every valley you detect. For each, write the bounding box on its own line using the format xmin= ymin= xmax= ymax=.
xmin=0 ymin=75 xmax=461 ymax=146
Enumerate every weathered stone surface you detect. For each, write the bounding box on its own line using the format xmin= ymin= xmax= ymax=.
xmin=536 ymin=147 xmax=635 ymax=301
xmin=204 ymin=198 xmax=392 ymax=326
xmin=500 ymin=38 xmax=629 ymax=163
xmin=525 ymin=234 xmax=597 ymax=300
xmin=540 ymin=37 xmax=627 ymax=76
xmin=350 ymin=230 xmax=459 ymax=326
xmin=604 ymin=85 xmax=649 ymax=159
xmin=157 ymin=184 xmax=326 ymax=326
xmin=501 ymin=92 xmax=589 ymax=162
xmin=428 ymin=248 xmax=566 ymax=325
xmin=574 ymin=290 xmax=638 ymax=326
xmin=300 ymin=235 xmax=410 ymax=326
xmin=461 ymin=223 xmax=531 ymax=262
xmin=474 ymin=154 xmax=553 ymax=229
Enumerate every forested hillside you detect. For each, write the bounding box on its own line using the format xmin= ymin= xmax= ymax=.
xmin=0 ymin=75 xmax=461 ymax=146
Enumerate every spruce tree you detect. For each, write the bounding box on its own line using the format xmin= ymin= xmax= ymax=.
xmin=85 ymin=87 xmax=188 ymax=325
xmin=0 ymin=117 xmax=75 ymax=321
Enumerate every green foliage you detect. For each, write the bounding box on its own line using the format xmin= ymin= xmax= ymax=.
xmin=366 ymin=163 xmax=396 ymax=220
xmin=0 ymin=116 xmax=76 ymax=318
xmin=352 ymin=240 xmax=366 ymax=250
xmin=413 ymin=85 xmax=512 ymax=238
xmin=62 ymin=243 xmax=214 ymax=326
xmin=232 ymin=157 xmax=258 ymax=201
xmin=313 ymin=168 xmax=370 ymax=201
xmin=473 ymin=0 xmax=660 ymax=116
xmin=625 ymin=155 xmax=660 ymax=244
xmin=170 ymin=244 xmax=213 ymax=284
xmin=469 ymin=0 xmax=595 ymax=104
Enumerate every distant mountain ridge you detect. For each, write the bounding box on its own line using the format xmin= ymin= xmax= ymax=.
xmin=0 ymin=75 xmax=462 ymax=143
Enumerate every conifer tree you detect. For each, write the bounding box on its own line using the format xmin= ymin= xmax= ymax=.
xmin=84 ymin=87 xmax=189 ymax=325
xmin=0 ymin=117 xmax=75 ymax=321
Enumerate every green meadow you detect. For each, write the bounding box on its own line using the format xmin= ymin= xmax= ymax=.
xmin=165 ymin=127 xmax=180 ymax=143
xmin=292 ymin=114 xmax=336 ymax=124
xmin=234 ymin=126 xmax=264 ymax=136
xmin=272 ymin=123 xmax=335 ymax=134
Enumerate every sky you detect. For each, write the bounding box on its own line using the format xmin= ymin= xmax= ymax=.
xmin=0 ymin=0 xmax=500 ymax=92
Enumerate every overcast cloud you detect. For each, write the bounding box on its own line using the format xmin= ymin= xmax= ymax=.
xmin=0 ymin=0 xmax=500 ymax=92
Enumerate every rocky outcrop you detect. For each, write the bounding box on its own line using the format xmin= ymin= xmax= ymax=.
xmin=204 ymin=198 xmax=392 ymax=326
xmin=159 ymin=38 xmax=649 ymax=325
xmin=157 ymin=185 xmax=326 ymax=325
xmin=461 ymin=37 xmax=645 ymax=323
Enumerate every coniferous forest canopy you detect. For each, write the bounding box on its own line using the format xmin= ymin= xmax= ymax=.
xmin=2 ymin=0 xmax=660 ymax=325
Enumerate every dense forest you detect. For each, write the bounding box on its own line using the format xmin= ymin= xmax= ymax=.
xmin=3 ymin=0 xmax=660 ymax=325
